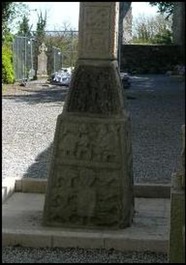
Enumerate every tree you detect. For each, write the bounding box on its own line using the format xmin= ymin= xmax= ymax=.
xmin=17 ymin=15 xmax=33 ymax=37
xmin=44 ymin=21 xmax=78 ymax=72
xmin=2 ymin=2 xmax=12 ymax=27
xmin=2 ymin=30 xmax=15 ymax=84
xmin=132 ymin=13 xmax=173 ymax=44
xmin=35 ymin=11 xmax=47 ymax=41
xmin=32 ymin=11 xmax=48 ymax=79
xmin=2 ymin=2 xmax=13 ymax=34
xmin=149 ymin=2 xmax=174 ymax=19
xmin=152 ymin=29 xmax=173 ymax=44
xmin=2 ymin=2 xmax=29 ymax=35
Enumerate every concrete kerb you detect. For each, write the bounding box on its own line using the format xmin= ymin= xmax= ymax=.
xmin=2 ymin=229 xmax=168 ymax=252
xmin=14 ymin=178 xmax=171 ymax=198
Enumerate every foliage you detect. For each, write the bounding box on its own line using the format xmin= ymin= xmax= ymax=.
xmin=2 ymin=42 xmax=15 ymax=84
xmin=2 ymin=2 xmax=29 ymax=36
xmin=31 ymin=11 xmax=47 ymax=79
xmin=152 ymin=29 xmax=173 ymax=44
xmin=131 ymin=13 xmax=173 ymax=44
xmin=45 ymin=32 xmax=78 ymax=70
xmin=2 ymin=2 xmax=13 ymax=34
xmin=45 ymin=21 xmax=78 ymax=70
xmin=149 ymin=2 xmax=174 ymax=19
xmin=33 ymin=11 xmax=48 ymax=53
xmin=34 ymin=11 xmax=47 ymax=42
xmin=17 ymin=15 xmax=33 ymax=36
xmin=3 ymin=31 xmax=14 ymax=43
xmin=2 ymin=2 xmax=12 ymax=30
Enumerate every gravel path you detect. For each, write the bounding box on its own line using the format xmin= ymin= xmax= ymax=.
xmin=126 ymin=74 xmax=185 ymax=183
xmin=2 ymin=75 xmax=184 ymax=263
xmin=2 ymin=84 xmax=67 ymax=180
xmin=2 ymin=246 xmax=167 ymax=263
xmin=2 ymin=75 xmax=185 ymax=183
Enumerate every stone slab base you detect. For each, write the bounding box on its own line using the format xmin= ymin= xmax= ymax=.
xmin=15 ymin=178 xmax=171 ymax=198
xmin=2 ymin=192 xmax=169 ymax=253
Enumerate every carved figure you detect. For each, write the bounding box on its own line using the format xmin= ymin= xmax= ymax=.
xmin=76 ymin=124 xmax=91 ymax=159
xmin=93 ymin=125 xmax=119 ymax=162
xmin=77 ymin=168 xmax=96 ymax=223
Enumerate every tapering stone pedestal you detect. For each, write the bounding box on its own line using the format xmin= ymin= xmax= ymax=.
xmin=43 ymin=2 xmax=134 ymax=229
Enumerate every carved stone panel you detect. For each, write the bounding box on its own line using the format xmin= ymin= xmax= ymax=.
xmin=44 ymin=164 xmax=125 ymax=227
xmin=84 ymin=6 xmax=110 ymax=29
xmin=43 ymin=116 xmax=134 ymax=229
xmin=82 ymin=31 xmax=110 ymax=56
xmin=66 ymin=64 xmax=121 ymax=114
xmin=79 ymin=2 xmax=119 ymax=59
xmin=57 ymin=119 xmax=121 ymax=164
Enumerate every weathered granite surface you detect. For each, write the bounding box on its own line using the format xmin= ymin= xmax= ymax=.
xmin=43 ymin=2 xmax=134 ymax=229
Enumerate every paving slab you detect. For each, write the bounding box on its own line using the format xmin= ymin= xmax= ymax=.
xmin=2 ymin=192 xmax=170 ymax=253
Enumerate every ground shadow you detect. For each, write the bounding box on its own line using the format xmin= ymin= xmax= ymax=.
xmin=23 ymin=142 xmax=53 ymax=179
xmin=3 ymin=85 xmax=69 ymax=105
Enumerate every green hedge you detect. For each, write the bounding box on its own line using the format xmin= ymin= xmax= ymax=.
xmin=2 ymin=45 xmax=15 ymax=84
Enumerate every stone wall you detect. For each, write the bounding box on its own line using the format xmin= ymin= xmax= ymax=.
xmin=120 ymin=44 xmax=184 ymax=74
xmin=173 ymin=3 xmax=185 ymax=47
xmin=172 ymin=2 xmax=185 ymax=59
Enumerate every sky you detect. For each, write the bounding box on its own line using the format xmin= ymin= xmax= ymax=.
xmin=24 ymin=2 xmax=159 ymax=31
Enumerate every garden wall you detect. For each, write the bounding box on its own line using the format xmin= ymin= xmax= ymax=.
xmin=120 ymin=44 xmax=184 ymax=74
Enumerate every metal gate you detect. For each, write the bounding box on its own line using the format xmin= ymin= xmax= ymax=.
xmin=12 ymin=31 xmax=78 ymax=80
xmin=44 ymin=30 xmax=78 ymax=74
xmin=13 ymin=36 xmax=35 ymax=82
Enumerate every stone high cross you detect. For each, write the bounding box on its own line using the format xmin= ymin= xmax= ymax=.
xmin=39 ymin=43 xmax=47 ymax=53
xmin=43 ymin=2 xmax=134 ymax=229
xmin=37 ymin=42 xmax=48 ymax=78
